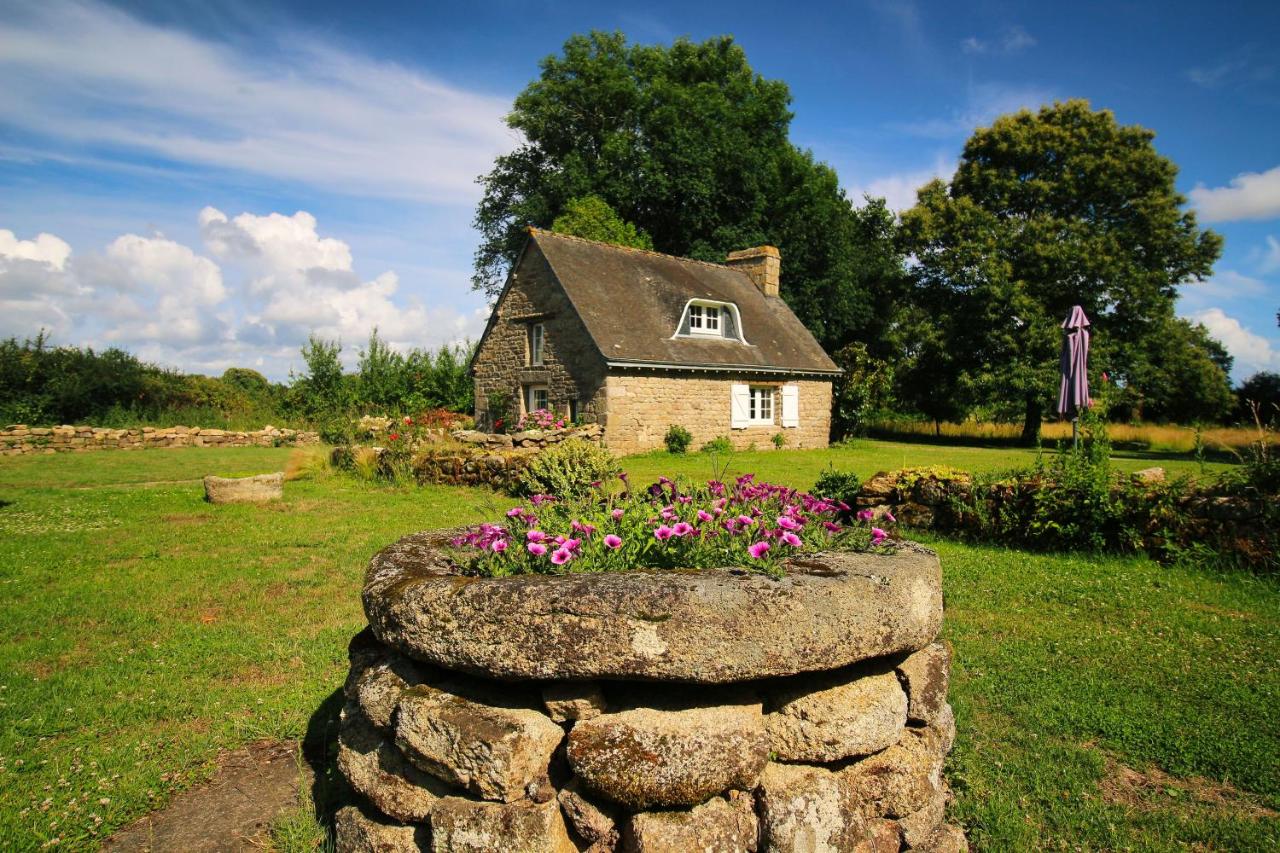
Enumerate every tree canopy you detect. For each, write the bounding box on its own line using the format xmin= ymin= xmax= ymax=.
xmin=550 ymin=195 xmax=653 ymax=249
xmin=900 ymin=100 xmax=1223 ymax=441
xmin=473 ymin=31 xmax=903 ymax=353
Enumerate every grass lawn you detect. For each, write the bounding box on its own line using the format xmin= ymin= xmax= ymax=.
xmin=0 ymin=443 xmax=1275 ymax=851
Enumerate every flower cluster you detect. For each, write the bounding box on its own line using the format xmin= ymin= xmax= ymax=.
xmin=516 ymin=408 xmax=566 ymax=431
xmin=449 ymin=473 xmax=894 ymax=578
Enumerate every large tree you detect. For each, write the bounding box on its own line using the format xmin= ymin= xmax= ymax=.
xmin=473 ymin=31 xmax=903 ymax=353
xmin=900 ymin=100 xmax=1222 ymax=442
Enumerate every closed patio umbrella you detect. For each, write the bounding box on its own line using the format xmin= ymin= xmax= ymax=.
xmin=1057 ymin=305 xmax=1091 ymax=447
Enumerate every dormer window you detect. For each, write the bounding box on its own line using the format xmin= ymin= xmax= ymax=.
xmin=689 ymin=303 xmax=720 ymax=335
xmin=677 ymin=300 xmax=743 ymax=342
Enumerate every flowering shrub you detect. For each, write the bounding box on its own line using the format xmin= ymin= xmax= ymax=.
xmin=450 ymin=473 xmax=894 ymax=579
xmin=516 ymin=439 xmax=620 ymax=500
xmin=517 ymin=408 xmax=566 ymax=431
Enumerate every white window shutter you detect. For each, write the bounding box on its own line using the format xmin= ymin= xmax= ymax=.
xmin=781 ymin=384 xmax=799 ymax=427
xmin=730 ymin=384 xmax=750 ymax=429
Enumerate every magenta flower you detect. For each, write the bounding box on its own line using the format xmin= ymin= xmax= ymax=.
xmin=550 ymin=548 xmax=573 ymax=565
xmin=696 ymin=509 xmax=714 ymax=523
xmin=654 ymin=525 xmax=674 ymax=541
xmin=737 ymin=515 xmax=754 ymax=527
xmin=527 ymin=542 xmax=548 ymax=556
xmin=748 ymin=541 xmax=771 ymax=559
xmin=660 ymin=506 xmax=677 ymax=521
xmin=564 ymin=537 xmax=582 ymax=552
xmin=491 ymin=539 xmax=508 ymax=553
xmin=611 ymin=508 xmax=625 ymax=521
xmin=884 ymin=511 xmax=897 ymax=523
xmin=604 ymin=534 xmax=622 ymax=549
xmin=871 ymin=527 xmax=889 ymax=545
xmin=856 ymin=509 xmax=874 ymax=522
xmin=506 ymin=507 xmax=524 ymax=518
xmin=777 ymin=515 xmax=801 ymax=531
xmin=571 ymin=520 xmax=596 ymax=536
xmin=780 ymin=531 xmax=802 ymax=547
xmin=526 ymin=530 xmax=547 ymax=543
xmin=672 ymin=522 xmax=694 ymax=537
xmin=823 ymin=521 xmax=843 ymax=533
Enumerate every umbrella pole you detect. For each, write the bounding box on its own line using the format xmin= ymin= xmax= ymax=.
xmin=1072 ymin=416 xmax=1079 ymax=450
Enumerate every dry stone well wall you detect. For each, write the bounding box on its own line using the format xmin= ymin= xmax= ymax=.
xmin=335 ymin=529 xmax=967 ymax=852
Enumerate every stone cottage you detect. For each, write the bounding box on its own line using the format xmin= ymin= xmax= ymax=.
xmin=471 ymin=228 xmax=840 ymax=455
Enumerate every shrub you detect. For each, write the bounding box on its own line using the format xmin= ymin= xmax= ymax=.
xmin=516 ymin=439 xmax=620 ymax=500
xmin=664 ymin=424 xmax=692 ymax=454
xmin=772 ymin=432 xmax=787 ymax=449
xmin=519 ymin=408 xmax=566 ymax=431
xmin=700 ymin=435 xmax=733 ymax=454
xmin=812 ymin=466 xmax=861 ymax=518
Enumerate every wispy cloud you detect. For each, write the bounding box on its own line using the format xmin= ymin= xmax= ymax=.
xmin=961 ymin=25 xmax=1036 ymax=56
xmin=847 ymin=156 xmax=956 ymax=212
xmin=1186 ymin=49 xmax=1274 ymax=89
xmin=893 ymin=82 xmax=1053 ymax=139
xmin=1187 ymin=307 xmax=1280 ymax=377
xmin=1189 ymin=165 xmax=1280 ymax=222
xmin=0 ymin=0 xmax=517 ymax=203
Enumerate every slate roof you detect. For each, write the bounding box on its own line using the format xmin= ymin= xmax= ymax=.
xmin=527 ymin=229 xmax=840 ymax=376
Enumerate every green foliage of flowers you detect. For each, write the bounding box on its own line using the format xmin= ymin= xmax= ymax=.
xmin=515 ymin=439 xmax=620 ymax=500
xmin=812 ymin=466 xmax=861 ymax=518
xmin=664 ymin=424 xmax=693 ymax=454
xmin=450 ymin=473 xmax=883 ymax=579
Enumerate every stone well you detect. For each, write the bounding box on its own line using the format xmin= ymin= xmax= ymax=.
xmin=336 ymin=530 xmax=967 ymax=852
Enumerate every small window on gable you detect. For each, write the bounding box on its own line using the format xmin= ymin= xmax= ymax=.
xmin=679 ymin=300 xmax=740 ymax=341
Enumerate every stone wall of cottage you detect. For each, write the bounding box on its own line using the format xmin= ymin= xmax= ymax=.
xmin=471 ymin=246 xmax=609 ymax=429
xmin=601 ymin=374 xmax=832 ymax=456
xmin=1 ymin=424 xmax=318 ymax=456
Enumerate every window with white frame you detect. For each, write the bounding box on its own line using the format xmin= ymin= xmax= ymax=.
xmin=748 ymin=386 xmax=773 ymax=424
xmin=526 ymin=385 xmax=549 ymax=414
xmin=528 ymin=323 xmax=545 ymax=366
xmin=688 ymin=303 xmax=721 ymax=335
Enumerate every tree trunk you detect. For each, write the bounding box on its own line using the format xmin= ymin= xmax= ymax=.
xmin=1019 ymin=395 xmax=1041 ymax=446
xmin=934 ymin=419 xmax=941 ymax=437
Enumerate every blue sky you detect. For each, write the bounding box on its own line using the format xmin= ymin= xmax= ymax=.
xmin=1 ymin=0 xmax=1278 ymax=381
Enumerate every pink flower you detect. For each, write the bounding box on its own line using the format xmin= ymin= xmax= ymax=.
xmin=696 ymin=509 xmax=714 ymax=523
xmin=777 ymin=515 xmax=801 ymax=531
xmin=571 ymin=520 xmax=596 ymax=536
xmin=856 ymin=509 xmax=874 ymax=522
xmin=491 ymin=539 xmax=508 ymax=553
xmin=871 ymin=527 xmax=889 ymax=545
xmin=604 ymin=534 xmax=622 ymax=549
xmin=506 ymin=507 xmax=524 ymax=518
xmin=527 ymin=542 xmax=547 ymax=556
xmin=737 ymin=515 xmax=754 ymax=527
xmin=779 ymin=531 xmax=802 ymax=547
xmin=550 ymin=548 xmax=573 ymax=565
xmin=654 ymin=525 xmax=674 ymax=541
xmin=884 ymin=511 xmax=896 ymax=523
xmin=527 ymin=530 xmax=547 ymax=542
xmin=660 ymin=506 xmax=677 ymax=521
xmin=748 ymin=541 xmax=771 ymax=559
xmin=564 ymin=537 xmax=582 ymax=552
xmin=823 ymin=521 xmax=842 ymax=533
xmin=611 ymin=508 xmax=625 ymax=521
xmin=672 ymin=522 xmax=694 ymax=537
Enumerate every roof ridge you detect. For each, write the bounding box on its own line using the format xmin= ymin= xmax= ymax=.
xmin=526 ymin=226 xmax=737 ymax=273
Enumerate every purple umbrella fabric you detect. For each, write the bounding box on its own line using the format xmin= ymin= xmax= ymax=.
xmin=1057 ymin=305 xmax=1091 ymax=417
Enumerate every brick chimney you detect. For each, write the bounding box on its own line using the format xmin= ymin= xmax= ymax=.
xmin=725 ymin=245 xmax=781 ymax=297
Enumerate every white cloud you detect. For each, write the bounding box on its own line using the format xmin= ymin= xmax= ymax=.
xmin=848 ymin=157 xmax=956 ymax=212
xmin=0 ymin=209 xmax=487 ymax=377
xmin=0 ymin=230 xmax=72 ymax=270
xmin=0 ymin=0 xmax=515 ymax=203
xmin=1189 ymin=165 xmax=1280 ymax=222
xmin=1259 ymin=236 xmax=1280 ymax=274
xmin=1189 ymin=308 xmax=1280 ymax=377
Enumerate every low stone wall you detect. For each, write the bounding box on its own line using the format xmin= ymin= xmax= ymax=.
xmin=0 ymin=424 xmax=319 ymax=456
xmin=453 ymin=422 xmax=604 ymax=450
xmin=334 ymin=529 xmax=967 ymax=852
xmin=853 ymin=466 xmax=1275 ymax=569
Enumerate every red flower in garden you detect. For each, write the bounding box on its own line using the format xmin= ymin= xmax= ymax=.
xmin=389 ymin=432 xmax=400 ymax=441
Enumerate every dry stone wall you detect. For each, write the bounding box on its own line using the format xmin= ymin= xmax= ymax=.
xmin=335 ymin=529 xmax=967 ymax=852
xmin=0 ymin=424 xmax=318 ymax=456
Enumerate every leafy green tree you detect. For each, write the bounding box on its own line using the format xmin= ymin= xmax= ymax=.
xmin=473 ymin=31 xmax=903 ymax=352
xmin=830 ymin=342 xmax=894 ymax=438
xmin=1236 ymin=371 xmax=1280 ymax=425
xmin=292 ymin=335 xmax=352 ymax=430
xmin=551 ymin=195 xmax=653 ymax=249
xmin=357 ymin=329 xmax=408 ymax=412
xmin=900 ymin=100 xmax=1222 ymax=443
xmin=1119 ymin=317 xmax=1234 ymax=423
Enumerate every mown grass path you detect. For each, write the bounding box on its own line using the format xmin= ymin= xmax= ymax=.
xmin=0 ymin=444 xmax=1274 ymax=850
